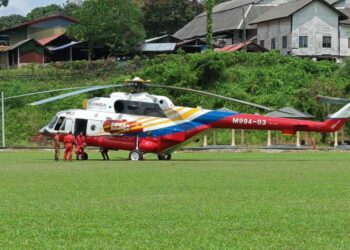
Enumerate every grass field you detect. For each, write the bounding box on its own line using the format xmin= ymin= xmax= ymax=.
xmin=0 ymin=150 xmax=349 ymax=249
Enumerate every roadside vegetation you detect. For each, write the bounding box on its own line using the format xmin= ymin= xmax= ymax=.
xmin=1 ymin=51 xmax=350 ymax=146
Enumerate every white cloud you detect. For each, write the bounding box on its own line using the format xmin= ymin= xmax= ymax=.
xmin=0 ymin=0 xmax=31 ymax=16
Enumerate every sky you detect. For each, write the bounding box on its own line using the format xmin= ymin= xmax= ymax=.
xmin=0 ymin=0 xmax=68 ymax=16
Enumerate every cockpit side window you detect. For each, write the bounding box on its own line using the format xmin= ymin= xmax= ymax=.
xmin=54 ymin=116 xmax=65 ymax=130
xmin=48 ymin=116 xmax=58 ymax=129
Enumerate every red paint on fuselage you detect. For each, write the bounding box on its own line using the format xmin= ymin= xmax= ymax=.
xmin=47 ymin=113 xmax=347 ymax=154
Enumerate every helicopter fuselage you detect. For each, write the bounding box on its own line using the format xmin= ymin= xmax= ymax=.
xmin=41 ymin=92 xmax=350 ymax=159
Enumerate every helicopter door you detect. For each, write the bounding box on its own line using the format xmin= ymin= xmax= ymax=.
xmin=60 ymin=118 xmax=73 ymax=134
xmin=74 ymin=119 xmax=88 ymax=135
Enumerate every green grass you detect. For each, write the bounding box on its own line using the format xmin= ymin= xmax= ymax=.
xmin=0 ymin=150 xmax=349 ymax=249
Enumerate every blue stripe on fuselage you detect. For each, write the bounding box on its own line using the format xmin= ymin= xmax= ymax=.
xmin=138 ymin=110 xmax=239 ymax=137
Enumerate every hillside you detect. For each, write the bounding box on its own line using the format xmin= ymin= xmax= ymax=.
xmin=0 ymin=51 xmax=349 ymax=146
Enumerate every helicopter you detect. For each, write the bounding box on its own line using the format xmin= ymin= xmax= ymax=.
xmin=32 ymin=77 xmax=350 ymax=161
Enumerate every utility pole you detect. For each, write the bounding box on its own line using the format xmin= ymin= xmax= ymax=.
xmin=1 ymin=91 xmax=5 ymax=148
xmin=242 ymin=6 xmax=247 ymax=50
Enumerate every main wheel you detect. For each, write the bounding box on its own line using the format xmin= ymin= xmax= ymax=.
xmin=83 ymin=152 xmax=88 ymax=160
xmin=158 ymin=154 xmax=171 ymax=161
xmin=129 ymin=150 xmax=143 ymax=161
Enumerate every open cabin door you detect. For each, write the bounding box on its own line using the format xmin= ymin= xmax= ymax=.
xmin=74 ymin=119 xmax=88 ymax=135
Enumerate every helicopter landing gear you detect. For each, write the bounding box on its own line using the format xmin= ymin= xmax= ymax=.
xmin=158 ymin=154 xmax=171 ymax=161
xmin=129 ymin=135 xmax=144 ymax=161
xmin=77 ymin=152 xmax=88 ymax=160
xmin=129 ymin=150 xmax=143 ymax=161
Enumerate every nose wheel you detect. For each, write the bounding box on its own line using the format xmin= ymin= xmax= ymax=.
xmin=158 ymin=154 xmax=172 ymax=161
xmin=129 ymin=150 xmax=143 ymax=161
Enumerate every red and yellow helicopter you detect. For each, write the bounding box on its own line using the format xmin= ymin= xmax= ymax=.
xmin=33 ymin=77 xmax=350 ymax=160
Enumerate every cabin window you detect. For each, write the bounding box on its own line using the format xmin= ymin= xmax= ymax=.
xmin=114 ymin=100 xmax=166 ymax=118
xmin=322 ymin=36 xmax=331 ymax=48
xmin=260 ymin=40 xmax=265 ymax=47
xmin=60 ymin=118 xmax=73 ymax=133
xmin=282 ymin=36 xmax=287 ymax=49
xmin=54 ymin=116 xmax=65 ymax=130
xmin=299 ymin=36 xmax=308 ymax=48
xmin=271 ymin=38 xmax=276 ymax=49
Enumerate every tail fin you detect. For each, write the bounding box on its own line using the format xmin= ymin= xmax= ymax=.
xmin=329 ymin=103 xmax=350 ymax=119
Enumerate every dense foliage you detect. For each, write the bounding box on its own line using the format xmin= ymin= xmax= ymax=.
xmin=143 ymin=0 xmax=204 ymax=37
xmin=1 ymin=51 xmax=350 ymax=146
xmin=68 ymin=0 xmax=145 ymax=60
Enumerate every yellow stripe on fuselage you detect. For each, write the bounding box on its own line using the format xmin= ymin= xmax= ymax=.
xmin=135 ymin=107 xmax=186 ymax=124
xmin=143 ymin=108 xmax=200 ymax=129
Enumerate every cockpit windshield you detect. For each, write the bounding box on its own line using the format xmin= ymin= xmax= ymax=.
xmin=114 ymin=100 xmax=166 ymax=118
xmin=48 ymin=116 xmax=58 ymax=129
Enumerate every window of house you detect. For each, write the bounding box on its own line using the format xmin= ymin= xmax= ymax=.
xmin=271 ymin=38 xmax=276 ymax=49
xmin=299 ymin=36 xmax=308 ymax=48
xmin=282 ymin=36 xmax=287 ymax=49
xmin=322 ymin=36 xmax=331 ymax=48
xmin=348 ymin=38 xmax=350 ymax=48
xmin=260 ymin=40 xmax=265 ymax=47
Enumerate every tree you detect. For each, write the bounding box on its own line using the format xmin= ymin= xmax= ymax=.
xmin=0 ymin=14 xmax=26 ymax=29
xmin=0 ymin=0 xmax=9 ymax=7
xmin=206 ymin=0 xmax=214 ymax=50
xmin=26 ymin=4 xmax=63 ymax=20
xmin=68 ymin=0 xmax=145 ymax=60
xmin=62 ymin=1 xmax=82 ymax=18
xmin=143 ymin=0 xmax=204 ymax=38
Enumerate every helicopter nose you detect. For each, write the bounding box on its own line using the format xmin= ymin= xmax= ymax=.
xmin=39 ymin=127 xmax=51 ymax=137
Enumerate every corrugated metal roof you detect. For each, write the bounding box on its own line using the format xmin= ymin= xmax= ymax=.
xmin=49 ymin=41 xmax=81 ymax=51
xmin=38 ymin=32 xmax=65 ymax=45
xmin=174 ymin=4 xmax=273 ymax=40
xmin=145 ymin=35 xmax=182 ymax=43
xmin=267 ymin=107 xmax=313 ymax=118
xmin=251 ymin=0 xmax=347 ymax=24
xmin=0 ymin=14 xmax=78 ymax=33
xmin=141 ymin=43 xmax=177 ymax=52
xmin=1 ymin=38 xmax=52 ymax=54
xmin=340 ymin=8 xmax=350 ymax=24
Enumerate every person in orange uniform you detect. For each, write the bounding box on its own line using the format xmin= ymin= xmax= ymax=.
xmin=63 ymin=131 xmax=75 ymax=161
xmin=75 ymin=132 xmax=86 ymax=160
xmin=53 ymin=132 xmax=60 ymax=161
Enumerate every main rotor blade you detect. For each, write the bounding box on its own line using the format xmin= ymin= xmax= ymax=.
xmin=30 ymin=84 xmax=124 ymax=106
xmin=317 ymin=95 xmax=349 ymax=105
xmin=148 ymin=84 xmax=275 ymax=111
xmin=5 ymin=86 xmax=88 ymax=100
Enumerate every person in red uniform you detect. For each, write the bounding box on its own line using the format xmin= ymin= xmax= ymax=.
xmin=63 ymin=131 xmax=75 ymax=161
xmin=53 ymin=132 xmax=60 ymax=161
xmin=75 ymin=132 xmax=86 ymax=160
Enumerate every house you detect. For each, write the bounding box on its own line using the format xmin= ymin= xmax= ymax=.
xmin=0 ymin=14 xmax=78 ymax=46
xmin=174 ymin=0 xmax=282 ymax=46
xmin=0 ymin=14 xmax=109 ymax=66
xmin=174 ymin=0 xmax=349 ymax=56
xmin=215 ymin=40 xmax=269 ymax=52
xmin=0 ymin=37 xmax=52 ymax=69
xmin=140 ymin=35 xmax=183 ymax=55
xmin=250 ymin=0 xmax=348 ymax=59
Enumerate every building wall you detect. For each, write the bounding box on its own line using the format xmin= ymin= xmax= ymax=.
xmin=291 ymin=1 xmax=339 ymax=56
xmin=3 ymin=27 xmax=28 ymax=45
xmin=257 ymin=17 xmax=291 ymax=55
xmin=28 ymin=18 xmax=75 ymax=41
xmin=340 ymin=25 xmax=350 ymax=56
xmin=19 ymin=42 xmax=45 ymax=65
